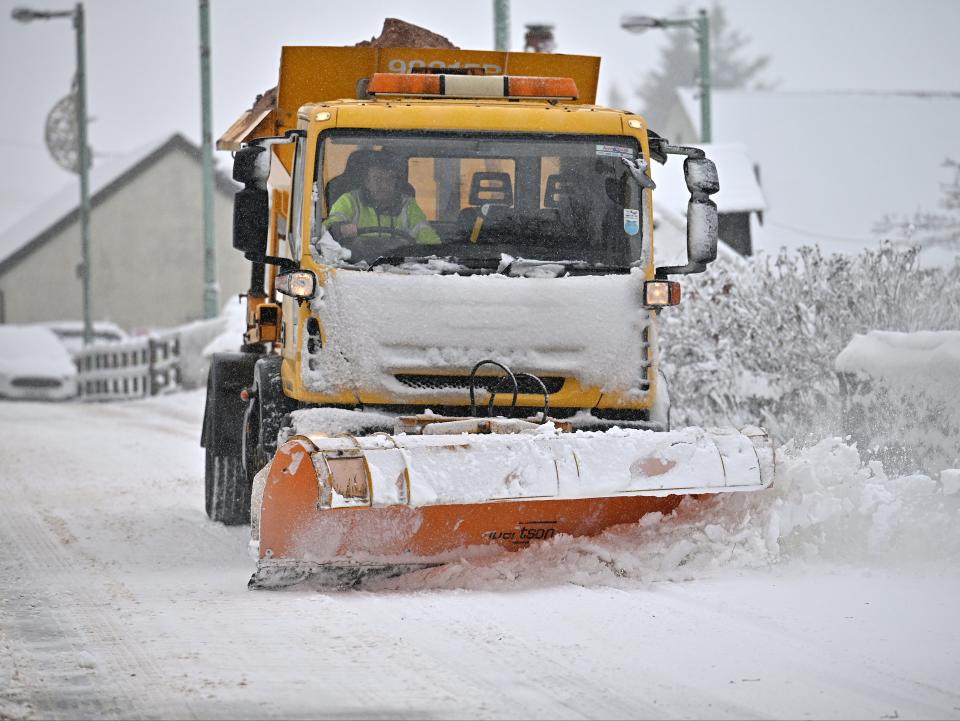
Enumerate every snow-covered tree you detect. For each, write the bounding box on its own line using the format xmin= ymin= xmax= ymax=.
xmin=635 ymin=3 xmax=771 ymax=131
xmin=873 ymin=158 xmax=960 ymax=251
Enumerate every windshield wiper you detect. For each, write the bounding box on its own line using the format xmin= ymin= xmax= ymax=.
xmin=560 ymin=264 xmax=633 ymax=275
xmin=365 ymin=254 xmax=633 ymax=276
xmin=368 ymin=255 xmax=501 ymax=274
xmin=499 ymin=256 xmax=633 ymax=277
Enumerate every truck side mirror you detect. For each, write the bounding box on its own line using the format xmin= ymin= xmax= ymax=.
xmin=684 ymin=158 xmax=719 ymax=265
xmin=655 ymin=146 xmax=721 ymax=276
xmin=233 ymin=187 xmax=269 ymax=258
xmin=686 ymin=196 xmax=718 ymax=265
xmin=233 ymin=145 xmax=269 ymax=187
xmin=684 ymin=157 xmax=719 ymax=195
xmin=232 ymin=143 xmax=271 ymax=259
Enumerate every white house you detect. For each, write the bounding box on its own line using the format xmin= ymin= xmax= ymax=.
xmin=660 ymin=88 xmax=960 ymax=265
xmin=0 ymin=134 xmax=249 ymax=331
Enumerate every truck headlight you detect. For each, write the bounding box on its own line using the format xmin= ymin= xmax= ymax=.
xmin=644 ymin=280 xmax=681 ymax=307
xmin=275 ymin=270 xmax=317 ymax=301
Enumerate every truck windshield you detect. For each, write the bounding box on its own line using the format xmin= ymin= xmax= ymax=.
xmin=311 ymin=131 xmax=646 ymax=269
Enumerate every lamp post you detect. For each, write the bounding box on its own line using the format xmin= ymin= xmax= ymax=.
xmin=493 ymin=0 xmax=509 ymax=51
xmin=199 ymin=0 xmax=218 ymax=319
xmin=621 ymin=8 xmax=712 ymax=143
xmin=12 ymin=3 xmax=93 ymax=345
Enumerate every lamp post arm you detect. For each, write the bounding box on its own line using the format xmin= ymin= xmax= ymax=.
xmin=659 ymin=17 xmax=699 ymax=29
xmin=11 ymin=7 xmax=73 ymax=20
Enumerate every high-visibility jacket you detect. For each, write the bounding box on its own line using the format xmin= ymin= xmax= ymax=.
xmin=325 ymin=190 xmax=440 ymax=244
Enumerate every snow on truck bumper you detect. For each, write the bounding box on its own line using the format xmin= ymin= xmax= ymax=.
xmin=249 ymin=426 xmax=774 ymax=588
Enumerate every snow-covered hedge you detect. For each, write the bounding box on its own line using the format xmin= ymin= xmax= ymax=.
xmin=835 ymin=331 xmax=960 ymax=473
xmin=659 ymin=243 xmax=960 ymax=459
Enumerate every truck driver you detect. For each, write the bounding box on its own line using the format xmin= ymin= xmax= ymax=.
xmin=325 ymin=152 xmax=440 ymax=245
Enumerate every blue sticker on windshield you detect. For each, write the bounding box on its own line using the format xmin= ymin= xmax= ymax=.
xmin=623 ymin=208 xmax=640 ymax=236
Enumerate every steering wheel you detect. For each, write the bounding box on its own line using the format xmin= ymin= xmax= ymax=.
xmin=354 ymin=226 xmax=417 ymax=244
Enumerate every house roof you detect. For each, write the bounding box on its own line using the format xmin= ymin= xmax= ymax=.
xmin=652 ymin=142 xmax=766 ymax=218
xmin=0 ymin=133 xmax=237 ymax=274
xmin=669 ymin=88 xmax=960 ymax=263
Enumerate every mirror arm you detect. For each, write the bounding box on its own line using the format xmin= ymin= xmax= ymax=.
xmin=265 ymin=255 xmax=299 ymax=272
xmin=655 ymin=261 xmax=706 ymax=278
xmin=662 ymin=143 xmax=705 ymax=159
xmin=245 ymin=253 xmax=299 ymax=272
xmin=646 ymin=130 xmax=706 ymax=164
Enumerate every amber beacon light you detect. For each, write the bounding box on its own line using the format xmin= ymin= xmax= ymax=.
xmin=368 ymin=73 xmax=579 ymax=100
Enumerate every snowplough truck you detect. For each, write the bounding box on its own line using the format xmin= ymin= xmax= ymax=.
xmin=202 ymin=45 xmax=774 ymax=589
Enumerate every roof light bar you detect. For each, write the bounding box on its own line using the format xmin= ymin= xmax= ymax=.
xmin=367 ymin=73 xmax=579 ymax=100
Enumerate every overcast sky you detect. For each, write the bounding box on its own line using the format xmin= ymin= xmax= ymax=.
xmin=1 ymin=0 xmax=959 ymax=235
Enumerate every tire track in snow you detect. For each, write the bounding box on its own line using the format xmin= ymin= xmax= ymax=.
xmin=73 ymin=399 xmax=201 ymax=442
xmin=0 ymin=503 xmax=198 ymax=720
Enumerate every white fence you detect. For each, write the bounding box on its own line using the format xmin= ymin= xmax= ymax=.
xmin=74 ymin=333 xmax=182 ymax=401
xmin=71 ymin=315 xmax=230 ymax=402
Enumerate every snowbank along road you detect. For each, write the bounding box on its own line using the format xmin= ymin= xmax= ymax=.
xmin=1 ymin=391 xmax=959 ymax=720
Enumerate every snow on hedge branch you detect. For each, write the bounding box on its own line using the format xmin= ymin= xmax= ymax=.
xmin=659 ymin=242 xmax=960 ymax=451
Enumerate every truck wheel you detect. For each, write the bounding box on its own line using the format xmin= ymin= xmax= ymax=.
xmin=205 ymin=447 xmax=250 ymax=525
xmin=201 ymin=351 xmax=261 ymax=525
xmin=242 ymin=356 xmax=297 ymax=485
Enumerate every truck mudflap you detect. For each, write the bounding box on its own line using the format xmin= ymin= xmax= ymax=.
xmin=249 ymin=426 xmax=774 ymax=589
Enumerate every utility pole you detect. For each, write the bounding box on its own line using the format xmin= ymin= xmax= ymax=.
xmin=199 ymin=0 xmax=218 ymax=318
xmin=494 ymin=0 xmax=509 ymax=51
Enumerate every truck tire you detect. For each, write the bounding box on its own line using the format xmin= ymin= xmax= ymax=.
xmin=242 ymin=356 xmax=297 ymax=485
xmin=206 ymin=450 xmax=248 ymax=525
xmin=201 ymin=351 xmax=261 ymax=525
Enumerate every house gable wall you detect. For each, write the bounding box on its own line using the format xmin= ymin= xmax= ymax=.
xmin=0 ymin=148 xmax=248 ymax=330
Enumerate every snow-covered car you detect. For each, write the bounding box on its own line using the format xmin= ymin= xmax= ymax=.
xmin=42 ymin=320 xmax=129 ymax=355
xmin=0 ymin=325 xmax=78 ymax=401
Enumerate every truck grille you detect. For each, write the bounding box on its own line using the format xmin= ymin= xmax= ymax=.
xmin=394 ymin=374 xmax=566 ymax=395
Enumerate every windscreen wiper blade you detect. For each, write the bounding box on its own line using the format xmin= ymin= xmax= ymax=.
xmin=500 ymin=256 xmax=633 ymax=276
xmin=367 ymin=255 xmax=502 ymax=273
xmin=561 ymin=264 xmax=633 ymax=275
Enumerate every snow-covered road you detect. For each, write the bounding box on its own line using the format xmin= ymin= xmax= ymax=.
xmin=1 ymin=392 xmax=958 ymax=720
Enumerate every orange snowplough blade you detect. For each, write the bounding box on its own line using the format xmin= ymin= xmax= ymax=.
xmin=249 ymin=426 xmax=774 ymax=589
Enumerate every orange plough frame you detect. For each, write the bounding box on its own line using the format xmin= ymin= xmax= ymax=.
xmin=250 ymin=426 xmax=773 ymax=589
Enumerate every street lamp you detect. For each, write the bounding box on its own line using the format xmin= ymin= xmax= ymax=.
xmin=12 ymin=3 xmax=93 ymax=346
xmin=621 ymin=8 xmax=712 ymax=143
xmin=199 ymin=0 xmax=218 ymax=319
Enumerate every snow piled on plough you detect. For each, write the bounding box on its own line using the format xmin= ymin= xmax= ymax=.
xmin=359 ymin=438 xmax=960 ymax=592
